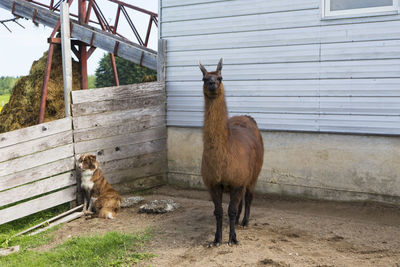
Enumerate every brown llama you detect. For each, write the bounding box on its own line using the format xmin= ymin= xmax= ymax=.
xmin=199 ymin=58 xmax=264 ymax=246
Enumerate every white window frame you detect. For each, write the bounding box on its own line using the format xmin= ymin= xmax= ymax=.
xmin=321 ymin=0 xmax=399 ymax=19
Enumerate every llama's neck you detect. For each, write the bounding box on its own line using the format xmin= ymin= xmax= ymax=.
xmin=203 ymin=86 xmax=229 ymax=150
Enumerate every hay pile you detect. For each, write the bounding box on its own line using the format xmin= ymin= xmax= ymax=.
xmin=0 ymin=44 xmax=81 ymax=133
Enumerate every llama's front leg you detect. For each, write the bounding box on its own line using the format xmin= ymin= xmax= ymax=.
xmin=228 ymin=187 xmax=245 ymax=245
xmin=209 ymin=184 xmax=223 ymax=247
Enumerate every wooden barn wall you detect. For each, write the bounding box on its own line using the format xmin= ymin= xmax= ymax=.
xmin=0 ymin=118 xmax=76 ymax=225
xmin=160 ymin=0 xmax=400 ymax=135
xmin=71 ymin=82 xmax=167 ymax=194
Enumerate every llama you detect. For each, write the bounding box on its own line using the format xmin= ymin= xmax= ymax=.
xmin=199 ymin=58 xmax=264 ymax=246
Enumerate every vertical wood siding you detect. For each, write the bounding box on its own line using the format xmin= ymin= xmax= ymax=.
xmin=161 ymin=0 xmax=400 ymax=134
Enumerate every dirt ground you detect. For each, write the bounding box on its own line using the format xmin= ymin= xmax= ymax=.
xmin=39 ymin=186 xmax=400 ymax=266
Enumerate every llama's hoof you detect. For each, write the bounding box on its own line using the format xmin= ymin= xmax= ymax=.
xmin=83 ymin=210 xmax=94 ymax=216
xmin=228 ymin=234 xmax=239 ymax=246
xmin=228 ymin=240 xmax=239 ymax=246
xmin=241 ymin=219 xmax=249 ymax=227
xmin=207 ymin=242 xmax=221 ymax=248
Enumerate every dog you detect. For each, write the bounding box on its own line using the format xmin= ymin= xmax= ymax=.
xmin=78 ymin=154 xmax=122 ymax=219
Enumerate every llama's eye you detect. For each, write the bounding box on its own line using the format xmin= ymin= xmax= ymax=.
xmin=202 ymin=78 xmax=207 ymax=82
xmin=217 ymin=77 xmax=222 ymax=81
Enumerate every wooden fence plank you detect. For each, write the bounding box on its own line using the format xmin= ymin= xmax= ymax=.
xmin=113 ymin=174 xmax=166 ymax=194
xmin=0 ymin=144 xmax=74 ymax=177
xmin=100 ymin=151 xmax=167 ymax=173
xmin=72 ymin=105 xmax=165 ymax=130
xmin=75 ymin=139 xmax=166 ymax=163
xmin=71 ymin=93 xmax=165 ymax=116
xmin=0 ymin=186 xmax=76 ymax=225
xmin=0 ymin=130 xmax=73 ymax=163
xmin=0 ymin=172 xmax=76 ymax=207
xmin=0 ymin=157 xmax=75 ymax=191
xmin=0 ymin=117 xmax=72 ymax=148
xmin=73 ymin=116 xmax=165 ymax=142
xmin=105 ymin=157 xmax=167 ymax=185
xmin=71 ymin=82 xmax=164 ymax=104
xmin=74 ymin=127 xmax=166 ymax=154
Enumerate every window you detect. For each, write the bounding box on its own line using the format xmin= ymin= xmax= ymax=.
xmin=322 ymin=0 xmax=399 ymax=19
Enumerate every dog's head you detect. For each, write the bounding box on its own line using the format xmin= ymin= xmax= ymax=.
xmin=78 ymin=154 xmax=98 ymax=171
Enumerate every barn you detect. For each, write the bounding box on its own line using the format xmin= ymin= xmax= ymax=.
xmin=160 ymin=0 xmax=400 ymax=203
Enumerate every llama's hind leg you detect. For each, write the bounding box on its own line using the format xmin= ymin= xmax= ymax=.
xmin=241 ymin=188 xmax=254 ymax=227
xmin=209 ymin=184 xmax=223 ymax=247
xmin=235 ymin=199 xmax=243 ymax=225
xmin=228 ymin=187 xmax=245 ymax=245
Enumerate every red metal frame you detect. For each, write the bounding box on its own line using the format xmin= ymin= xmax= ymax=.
xmin=36 ymin=0 xmax=158 ymax=123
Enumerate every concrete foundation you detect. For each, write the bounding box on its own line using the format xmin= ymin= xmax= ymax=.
xmin=167 ymin=127 xmax=400 ymax=204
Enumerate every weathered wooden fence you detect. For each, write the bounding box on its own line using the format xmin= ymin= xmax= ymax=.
xmin=72 ymin=82 xmax=167 ymax=193
xmin=0 ymin=118 xmax=76 ymax=225
xmin=0 ymin=81 xmax=167 ymax=225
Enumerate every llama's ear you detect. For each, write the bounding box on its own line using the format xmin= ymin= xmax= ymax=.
xmin=199 ymin=61 xmax=207 ymax=76
xmin=216 ymin=58 xmax=223 ymax=72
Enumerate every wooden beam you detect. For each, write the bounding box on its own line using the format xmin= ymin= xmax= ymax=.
xmin=0 ymin=0 xmax=157 ymax=70
xmin=60 ymin=2 xmax=73 ymax=116
xmin=15 ymin=204 xmax=83 ymax=237
xmin=29 ymin=211 xmax=83 ymax=236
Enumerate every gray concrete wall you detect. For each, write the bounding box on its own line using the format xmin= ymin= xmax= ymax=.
xmin=168 ymin=127 xmax=400 ymax=204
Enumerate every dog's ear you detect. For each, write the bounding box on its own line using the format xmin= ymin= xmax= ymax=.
xmin=88 ymin=154 xmax=97 ymax=161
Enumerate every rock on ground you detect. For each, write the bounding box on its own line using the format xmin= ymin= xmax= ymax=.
xmin=120 ymin=196 xmax=145 ymax=208
xmin=139 ymin=199 xmax=180 ymax=214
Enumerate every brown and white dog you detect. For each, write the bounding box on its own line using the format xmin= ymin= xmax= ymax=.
xmin=78 ymin=154 xmax=121 ymax=219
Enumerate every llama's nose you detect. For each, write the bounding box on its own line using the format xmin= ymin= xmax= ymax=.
xmin=208 ymin=81 xmax=216 ymax=90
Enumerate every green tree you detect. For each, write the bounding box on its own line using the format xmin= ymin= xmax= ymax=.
xmin=0 ymin=76 xmax=18 ymax=95
xmin=95 ymin=54 xmax=156 ymax=88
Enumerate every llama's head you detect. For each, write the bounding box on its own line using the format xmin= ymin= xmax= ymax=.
xmin=199 ymin=58 xmax=224 ymax=99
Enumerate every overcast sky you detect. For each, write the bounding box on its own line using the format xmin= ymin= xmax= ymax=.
xmin=0 ymin=0 xmax=158 ymax=77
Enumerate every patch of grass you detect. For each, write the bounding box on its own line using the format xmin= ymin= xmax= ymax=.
xmin=0 ymin=203 xmax=69 ymax=249
xmin=88 ymin=75 xmax=96 ymax=89
xmin=0 ymin=230 xmax=155 ymax=267
xmin=0 ymin=94 xmax=10 ymax=112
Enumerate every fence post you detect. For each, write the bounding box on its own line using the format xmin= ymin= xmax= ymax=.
xmin=157 ymin=39 xmax=167 ymax=82
xmin=60 ymin=2 xmax=72 ymax=117
xmin=61 ymin=2 xmax=78 ymax=208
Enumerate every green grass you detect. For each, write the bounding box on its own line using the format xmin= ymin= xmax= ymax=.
xmin=88 ymin=75 xmax=96 ymax=89
xmin=0 ymin=205 xmax=154 ymax=266
xmin=0 ymin=204 xmax=69 ymax=249
xmin=0 ymin=230 xmax=154 ymax=267
xmin=0 ymin=93 xmax=10 ymax=111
